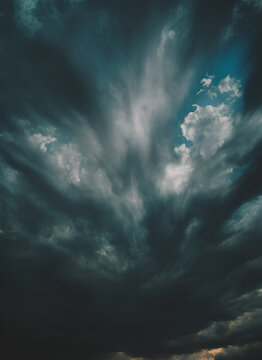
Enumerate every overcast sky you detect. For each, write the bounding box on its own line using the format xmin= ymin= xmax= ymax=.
xmin=1 ymin=1 xmax=262 ymax=359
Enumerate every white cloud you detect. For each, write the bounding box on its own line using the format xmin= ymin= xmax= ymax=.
xmin=196 ymin=75 xmax=215 ymax=95
xmin=201 ymin=75 xmax=214 ymax=88
xmin=30 ymin=133 xmax=57 ymax=152
xmin=181 ymin=104 xmax=232 ymax=158
xmin=159 ymin=144 xmax=193 ymax=194
xmin=197 ymin=75 xmax=242 ymax=100
xmin=158 ymin=95 xmax=238 ymax=196
xmin=108 ymin=17 xmax=193 ymax=162
xmin=218 ymin=75 xmax=242 ymax=98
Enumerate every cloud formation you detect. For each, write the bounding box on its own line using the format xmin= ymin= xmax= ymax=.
xmin=0 ymin=1 xmax=262 ymax=359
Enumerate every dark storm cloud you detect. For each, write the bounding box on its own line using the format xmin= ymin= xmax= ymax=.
xmin=0 ymin=1 xmax=262 ymax=360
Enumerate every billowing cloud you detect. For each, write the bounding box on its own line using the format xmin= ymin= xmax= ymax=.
xmin=181 ymin=103 xmax=232 ymax=158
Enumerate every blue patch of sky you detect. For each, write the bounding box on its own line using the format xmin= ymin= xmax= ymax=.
xmin=227 ymin=163 xmax=249 ymax=181
xmin=172 ymin=42 xmax=248 ymax=148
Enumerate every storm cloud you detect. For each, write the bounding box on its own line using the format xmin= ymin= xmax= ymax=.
xmin=0 ymin=1 xmax=262 ymax=359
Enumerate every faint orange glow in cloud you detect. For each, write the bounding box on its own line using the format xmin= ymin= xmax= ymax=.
xmin=172 ymin=347 xmax=224 ymax=360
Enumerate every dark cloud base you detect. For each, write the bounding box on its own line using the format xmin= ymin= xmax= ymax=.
xmin=0 ymin=1 xmax=262 ymax=359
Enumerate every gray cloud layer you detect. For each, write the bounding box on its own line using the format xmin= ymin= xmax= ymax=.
xmin=0 ymin=1 xmax=262 ymax=359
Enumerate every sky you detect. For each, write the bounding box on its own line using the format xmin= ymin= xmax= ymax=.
xmin=0 ymin=1 xmax=262 ymax=359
